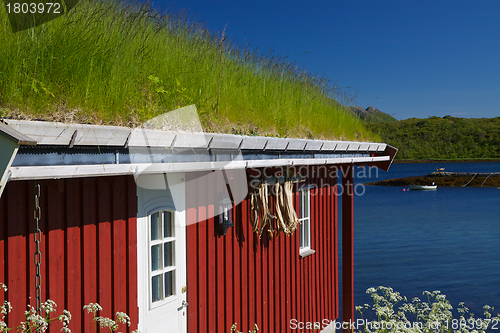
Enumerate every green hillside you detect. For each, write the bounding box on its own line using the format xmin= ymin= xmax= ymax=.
xmin=349 ymin=106 xmax=397 ymax=123
xmin=0 ymin=0 xmax=374 ymax=141
xmin=370 ymin=116 xmax=500 ymax=160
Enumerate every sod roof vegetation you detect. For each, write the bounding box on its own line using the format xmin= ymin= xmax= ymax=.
xmin=0 ymin=0 xmax=376 ymax=142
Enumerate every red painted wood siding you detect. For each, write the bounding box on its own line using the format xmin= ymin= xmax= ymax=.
xmin=0 ymin=176 xmax=138 ymax=332
xmin=186 ymin=167 xmax=339 ymax=333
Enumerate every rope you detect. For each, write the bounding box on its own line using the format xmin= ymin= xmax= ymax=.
xmin=462 ymin=173 xmax=477 ymax=187
xmin=480 ymin=173 xmax=493 ymax=187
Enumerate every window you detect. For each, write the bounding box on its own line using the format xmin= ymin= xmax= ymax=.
xmin=149 ymin=210 xmax=176 ymax=306
xmin=299 ymin=187 xmax=315 ymax=257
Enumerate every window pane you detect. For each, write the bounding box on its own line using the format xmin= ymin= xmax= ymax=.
xmin=151 ymin=244 xmax=162 ymax=271
xmin=299 ymin=191 xmax=304 ymax=219
xmin=164 ymin=211 xmax=174 ymax=238
xmin=304 ymin=191 xmax=309 ymax=218
xmin=299 ymin=222 xmax=303 ymax=248
xmin=304 ymin=219 xmax=310 ymax=247
xmin=152 ymin=274 xmax=163 ymax=302
xmin=164 ymin=241 xmax=175 ymax=267
xmin=165 ymin=271 xmax=175 ymax=297
xmin=151 ymin=212 xmax=161 ymax=241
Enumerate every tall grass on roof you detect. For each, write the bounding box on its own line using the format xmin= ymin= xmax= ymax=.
xmin=0 ymin=0 xmax=375 ymax=141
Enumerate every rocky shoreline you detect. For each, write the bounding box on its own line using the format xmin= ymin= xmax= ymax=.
xmin=366 ymin=171 xmax=500 ymax=187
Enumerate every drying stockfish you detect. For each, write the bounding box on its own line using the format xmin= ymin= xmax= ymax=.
xmin=250 ymin=175 xmax=300 ymax=238
xmin=250 ymin=181 xmax=276 ymax=238
xmin=282 ymin=178 xmax=300 ymax=234
xmin=274 ymin=181 xmax=289 ymax=236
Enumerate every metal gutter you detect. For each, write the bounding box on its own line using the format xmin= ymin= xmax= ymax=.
xmin=9 ymin=156 xmax=391 ymax=181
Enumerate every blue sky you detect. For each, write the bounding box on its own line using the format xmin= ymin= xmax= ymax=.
xmin=157 ymin=0 xmax=500 ymax=120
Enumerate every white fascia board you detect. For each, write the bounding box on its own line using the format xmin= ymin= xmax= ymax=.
xmin=320 ymin=141 xmax=337 ymax=151
xmin=128 ymin=128 xmax=176 ymax=148
xmin=208 ymin=134 xmax=243 ymax=149
xmin=7 ymin=120 xmax=130 ymax=146
xmin=7 ymin=120 xmax=76 ymax=145
xmin=173 ymin=132 xmax=210 ymax=149
xmin=358 ymin=143 xmax=370 ymax=151
xmin=347 ymin=143 xmax=360 ymax=151
xmin=9 ymin=164 xmax=137 ymax=180
xmin=239 ymin=136 xmax=268 ymax=150
xmin=368 ymin=144 xmax=381 ymax=152
xmin=285 ymin=138 xmax=307 ymax=151
xmin=74 ymin=125 xmax=130 ymax=146
xmin=264 ymin=137 xmax=288 ymax=150
xmin=9 ymin=156 xmax=390 ymax=181
xmin=304 ymin=140 xmax=324 ymax=151
xmin=334 ymin=142 xmax=349 ymax=151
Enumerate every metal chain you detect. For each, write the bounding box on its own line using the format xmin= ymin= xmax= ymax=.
xmin=33 ymin=182 xmax=42 ymax=316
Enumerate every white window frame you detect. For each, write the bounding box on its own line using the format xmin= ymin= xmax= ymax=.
xmin=299 ymin=186 xmax=315 ymax=258
xmin=148 ymin=209 xmax=177 ymax=309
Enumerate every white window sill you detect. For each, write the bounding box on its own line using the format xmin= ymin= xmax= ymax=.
xmin=299 ymin=248 xmax=315 ymax=258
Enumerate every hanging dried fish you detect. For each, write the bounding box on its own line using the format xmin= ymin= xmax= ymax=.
xmin=250 ymin=181 xmax=276 ymax=239
xmin=250 ymin=192 xmax=261 ymax=233
xmin=249 ymin=171 xmax=301 ymax=238
xmin=282 ymin=177 xmax=300 ymax=234
xmin=274 ymin=181 xmax=289 ymax=236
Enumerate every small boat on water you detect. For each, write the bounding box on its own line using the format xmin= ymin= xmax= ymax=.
xmin=409 ymin=184 xmax=438 ymax=190
xmin=436 ymin=167 xmax=445 ymax=171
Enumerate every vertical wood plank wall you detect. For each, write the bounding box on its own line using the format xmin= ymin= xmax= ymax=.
xmin=0 ymin=176 xmax=138 ymax=332
xmin=186 ymin=167 xmax=339 ymax=333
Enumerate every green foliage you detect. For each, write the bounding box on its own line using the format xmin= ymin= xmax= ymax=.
xmin=0 ymin=0 xmax=373 ymax=141
xmin=370 ymin=116 xmax=500 ymax=160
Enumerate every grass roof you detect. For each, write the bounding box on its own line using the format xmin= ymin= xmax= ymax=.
xmin=0 ymin=0 xmax=377 ymax=141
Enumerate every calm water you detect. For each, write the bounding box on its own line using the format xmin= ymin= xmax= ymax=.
xmin=347 ymin=162 xmax=500 ymax=318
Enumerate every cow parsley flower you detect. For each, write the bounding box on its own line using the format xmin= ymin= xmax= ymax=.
xmin=116 ymin=312 xmax=131 ymax=326
xmin=94 ymin=316 xmax=117 ymax=330
xmin=41 ymin=299 xmax=57 ymax=315
xmin=83 ymin=303 xmax=102 ymax=315
xmin=58 ymin=309 xmax=72 ymax=332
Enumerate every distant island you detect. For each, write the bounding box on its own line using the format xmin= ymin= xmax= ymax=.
xmin=366 ymin=171 xmax=500 ymax=187
xmin=349 ymin=106 xmax=500 ymax=161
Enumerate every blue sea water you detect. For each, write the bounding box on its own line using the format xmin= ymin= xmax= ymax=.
xmin=346 ymin=162 xmax=500 ymax=318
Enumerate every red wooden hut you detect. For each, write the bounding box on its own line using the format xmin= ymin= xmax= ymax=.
xmin=0 ymin=115 xmax=396 ymax=332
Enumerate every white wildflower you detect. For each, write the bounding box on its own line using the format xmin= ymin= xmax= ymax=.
xmin=59 ymin=309 xmax=72 ymax=331
xmin=116 ymin=311 xmax=131 ymax=326
xmin=0 ymin=301 xmax=12 ymax=318
xmin=0 ymin=283 xmax=6 ymax=292
xmin=23 ymin=306 xmax=48 ymax=332
xmin=83 ymin=303 xmax=102 ymax=314
xmin=94 ymin=316 xmax=117 ymax=330
xmin=41 ymin=299 xmax=57 ymax=315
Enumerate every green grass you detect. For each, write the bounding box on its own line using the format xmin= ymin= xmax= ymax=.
xmin=0 ymin=0 xmax=375 ymax=141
